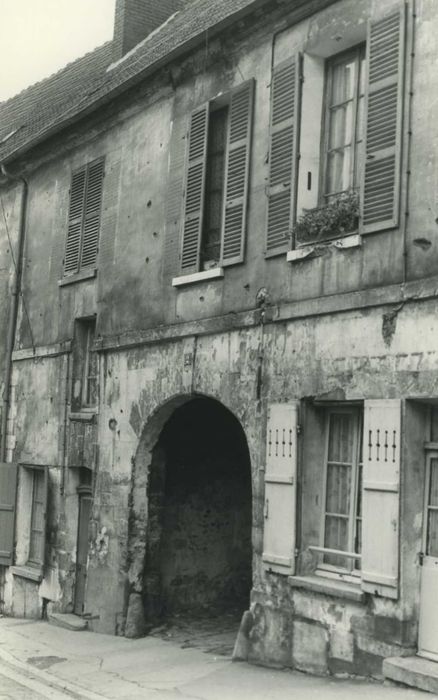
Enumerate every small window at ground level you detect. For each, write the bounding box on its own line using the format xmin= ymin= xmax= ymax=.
xmin=321 ymin=408 xmax=363 ymax=573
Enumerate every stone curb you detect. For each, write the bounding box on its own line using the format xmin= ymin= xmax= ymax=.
xmin=0 ymin=645 xmax=106 ymax=700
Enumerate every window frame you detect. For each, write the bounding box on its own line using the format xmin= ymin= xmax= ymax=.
xmin=320 ymin=44 xmax=366 ymax=204
xmin=318 ymin=405 xmax=363 ymax=580
xmin=26 ymin=466 xmax=48 ymax=569
xmin=72 ymin=318 xmax=98 ymax=413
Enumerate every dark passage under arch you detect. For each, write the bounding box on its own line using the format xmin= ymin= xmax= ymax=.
xmin=143 ymin=397 xmax=252 ymax=624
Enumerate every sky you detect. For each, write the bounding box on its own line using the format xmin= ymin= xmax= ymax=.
xmin=0 ymin=0 xmax=116 ymax=102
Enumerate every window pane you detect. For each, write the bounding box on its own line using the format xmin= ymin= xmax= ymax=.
xmin=427 ymin=509 xmax=438 ymax=557
xmin=326 ymin=463 xmax=351 ymax=515
xmin=328 ymin=413 xmax=354 ymax=463
xmin=324 ymin=515 xmax=348 ymax=567
xmin=29 ymin=471 xmax=45 ymax=564
xmin=329 ymin=104 xmax=353 ymax=149
xmin=331 ymin=58 xmax=356 ymax=105
xmin=429 ymin=459 xmax=438 ymax=507
xmin=326 ymin=148 xmax=351 ymax=195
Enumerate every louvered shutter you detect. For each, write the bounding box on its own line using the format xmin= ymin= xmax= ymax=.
xmin=180 ymin=105 xmax=209 ymax=273
xmin=81 ymin=159 xmax=104 ymax=269
xmin=220 ymin=80 xmax=254 ymax=266
xmin=0 ymin=462 xmax=18 ymax=566
xmin=362 ymin=399 xmax=401 ymax=599
xmin=262 ymin=402 xmax=299 ymax=575
xmin=64 ymin=169 xmax=86 ymax=274
xmin=266 ymin=56 xmax=301 ymax=257
xmin=361 ymin=8 xmax=405 ymax=233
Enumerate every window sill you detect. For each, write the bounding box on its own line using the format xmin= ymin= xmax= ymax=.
xmin=11 ymin=565 xmax=43 ymax=582
xmin=172 ymin=267 xmax=224 ymax=287
xmin=58 ymin=268 xmax=97 ymax=287
xmin=288 ymin=574 xmax=365 ymax=603
xmin=287 ymin=233 xmax=361 ymax=263
xmin=69 ymin=411 xmax=97 ymax=422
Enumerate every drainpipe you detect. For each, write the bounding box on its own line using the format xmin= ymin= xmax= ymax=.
xmin=0 ymin=164 xmax=28 ymax=462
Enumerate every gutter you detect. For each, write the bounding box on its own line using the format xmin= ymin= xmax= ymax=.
xmin=0 ymin=165 xmax=28 ymax=462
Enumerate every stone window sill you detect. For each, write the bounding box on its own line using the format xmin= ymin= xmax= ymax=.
xmin=58 ymin=268 xmax=97 ymax=287
xmin=69 ymin=411 xmax=97 ymax=422
xmin=172 ymin=267 xmax=224 ymax=287
xmin=287 ymin=233 xmax=361 ymax=263
xmin=11 ymin=565 xmax=43 ymax=582
xmin=288 ymin=574 xmax=365 ymax=603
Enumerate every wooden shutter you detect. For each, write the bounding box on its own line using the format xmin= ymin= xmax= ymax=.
xmin=0 ymin=462 xmax=18 ymax=566
xmin=262 ymin=402 xmax=299 ymax=575
xmin=180 ymin=104 xmax=209 ymax=273
xmin=220 ymin=80 xmax=254 ymax=266
xmin=81 ymin=159 xmax=105 ymax=269
xmin=64 ymin=168 xmax=86 ymax=274
xmin=361 ymin=7 xmax=405 ymax=233
xmin=266 ymin=56 xmax=301 ymax=257
xmin=362 ymin=399 xmax=401 ymax=598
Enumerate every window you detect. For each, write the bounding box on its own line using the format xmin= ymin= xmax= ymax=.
xmin=178 ymin=80 xmax=254 ymax=278
xmin=282 ymin=8 xmax=406 ymax=251
xmin=64 ymin=158 xmax=105 ymax=277
xmin=72 ymin=319 xmax=98 ymax=412
xmin=28 ymin=469 xmax=46 ymax=566
xmin=322 ymin=46 xmax=365 ymax=201
xmin=321 ymin=408 xmax=362 ymax=573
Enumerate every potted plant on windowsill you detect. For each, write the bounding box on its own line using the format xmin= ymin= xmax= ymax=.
xmin=293 ymin=191 xmax=360 ymax=245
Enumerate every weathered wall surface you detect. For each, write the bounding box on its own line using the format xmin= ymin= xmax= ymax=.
xmin=2 ymin=0 xmax=438 ymax=681
xmin=2 ymin=0 xmax=435 ymax=354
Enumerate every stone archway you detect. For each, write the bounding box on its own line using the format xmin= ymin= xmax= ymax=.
xmin=125 ymin=394 xmax=252 ymax=641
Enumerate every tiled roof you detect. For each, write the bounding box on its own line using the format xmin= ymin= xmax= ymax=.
xmin=0 ymin=0 xmax=268 ymax=165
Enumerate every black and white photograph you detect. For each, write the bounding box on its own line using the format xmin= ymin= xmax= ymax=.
xmin=0 ymin=0 xmax=436 ymax=697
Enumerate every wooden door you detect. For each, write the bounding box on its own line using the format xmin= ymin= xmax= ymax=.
xmin=418 ymin=452 xmax=438 ymax=660
xmin=74 ymin=494 xmax=92 ymax=615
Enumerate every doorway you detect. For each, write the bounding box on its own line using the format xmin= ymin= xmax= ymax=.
xmin=74 ymin=486 xmax=92 ymax=615
xmin=143 ymin=397 xmax=252 ymax=634
xmin=418 ymin=450 xmax=438 ymax=660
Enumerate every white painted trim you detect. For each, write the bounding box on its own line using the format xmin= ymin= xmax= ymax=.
xmin=287 ymin=233 xmax=361 ymax=263
xmin=172 ymin=267 xmax=224 ymax=287
xmin=287 ymin=246 xmax=315 ymax=262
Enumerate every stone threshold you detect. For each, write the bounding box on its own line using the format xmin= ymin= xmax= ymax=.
xmin=47 ymin=612 xmax=88 ymax=631
xmin=383 ymin=655 xmax=438 ymax=694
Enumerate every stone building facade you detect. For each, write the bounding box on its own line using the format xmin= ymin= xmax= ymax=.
xmin=1 ymin=0 xmax=438 ymax=690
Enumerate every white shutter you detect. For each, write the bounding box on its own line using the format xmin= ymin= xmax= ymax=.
xmin=362 ymin=399 xmax=401 ymax=598
xmin=262 ymin=402 xmax=299 ymax=575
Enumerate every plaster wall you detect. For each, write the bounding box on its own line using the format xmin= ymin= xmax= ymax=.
xmin=1 ymin=0 xmax=436 ymax=354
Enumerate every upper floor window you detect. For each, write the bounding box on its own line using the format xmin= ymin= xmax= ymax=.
xmin=64 ymin=159 xmax=105 ymax=277
xmin=179 ymin=80 xmax=254 ymax=277
xmin=268 ymin=7 xmax=406 ymax=252
xmin=322 ymin=46 xmax=366 ymax=202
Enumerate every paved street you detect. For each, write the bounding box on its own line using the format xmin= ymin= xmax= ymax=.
xmin=0 ymin=617 xmax=430 ymax=699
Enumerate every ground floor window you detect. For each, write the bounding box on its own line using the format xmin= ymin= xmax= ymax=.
xmin=321 ymin=408 xmax=362 ymax=572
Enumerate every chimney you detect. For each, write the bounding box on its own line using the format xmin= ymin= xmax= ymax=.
xmin=112 ymin=0 xmax=183 ymax=61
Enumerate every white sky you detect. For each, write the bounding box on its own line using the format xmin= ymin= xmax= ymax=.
xmin=0 ymin=0 xmax=116 ymax=102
